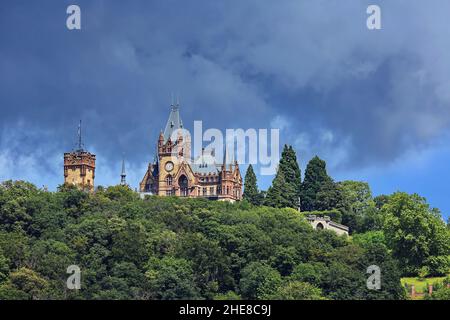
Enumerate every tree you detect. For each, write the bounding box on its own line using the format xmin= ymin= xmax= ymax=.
xmin=290 ymin=262 xmax=328 ymax=287
xmin=381 ymin=192 xmax=450 ymax=276
xmin=270 ymin=281 xmax=325 ymax=300
xmin=278 ymin=145 xmax=301 ymax=204
xmin=0 ymin=267 xmax=48 ymax=300
xmin=264 ymin=169 xmax=291 ymax=208
xmin=145 ymin=257 xmax=200 ymax=299
xmin=0 ymin=251 xmax=9 ymax=283
xmin=264 ymin=145 xmax=301 ymax=209
xmin=243 ymin=165 xmax=262 ymax=205
xmin=239 ymin=262 xmax=282 ymax=299
xmin=425 ymin=277 xmax=450 ymax=300
xmin=301 ymin=156 xmax=340 ymax=212
xmin=374 ymin=194 xmax=390 ymax=210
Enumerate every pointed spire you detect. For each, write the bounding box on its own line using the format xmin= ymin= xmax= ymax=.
xmin=120 ymin=157 xmax=127 ymax=186
xmin=223 ymin=144 xmax=228 ymax=170
xmin=163 ymin=98 xmax=183 ymax=142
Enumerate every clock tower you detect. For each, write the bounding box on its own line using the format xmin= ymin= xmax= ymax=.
xmin=139 ymin=100 xmax=242 ymax=201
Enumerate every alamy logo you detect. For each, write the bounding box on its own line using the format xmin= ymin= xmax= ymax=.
xmin=67 ymin=265 xmax=81 ymax=290
xmin=367 ymin=5 xmax=381 ymax=30
xmin=66 ymin=5 xmax=81 ymax=30
xmin=366 ymin=265 xmax=381 ymax=290
xmin=168 ymin=121 xmax=280 ymax=176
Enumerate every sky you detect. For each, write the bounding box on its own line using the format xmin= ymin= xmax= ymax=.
xmin=0 ymin=1 xmax=449 ymax=219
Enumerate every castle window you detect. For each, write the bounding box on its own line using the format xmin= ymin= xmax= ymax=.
xmin=226 ymin=186 xmax=230 ymax=195
xmin=217 ymin=186 xmax=221 ymax=194
xmin=166 ymin=175 xmax=173 ymax=186
xmin=210 ymin=187 xmax=214 ymax=195
xmin=179 ymin=175 xmax=189 ymax=197
xmin=203 ymin=187 xmax=207 ymax=196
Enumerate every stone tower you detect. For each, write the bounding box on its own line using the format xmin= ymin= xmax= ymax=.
xmin=64 ymin=121 xmax=96 ymax=191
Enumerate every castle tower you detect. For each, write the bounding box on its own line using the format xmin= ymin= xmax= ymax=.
xmin=64 ymin=120 xmax=96 ymax=191
xmin=139 ymin=99 xmax=242 ymax=201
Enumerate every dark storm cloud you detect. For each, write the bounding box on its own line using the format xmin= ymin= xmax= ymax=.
xmin=1 ymin=0 xmax=450 ymax=187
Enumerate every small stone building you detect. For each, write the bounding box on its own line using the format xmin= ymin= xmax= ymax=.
xmin=307 ymin=215 xmax=349 ymax=236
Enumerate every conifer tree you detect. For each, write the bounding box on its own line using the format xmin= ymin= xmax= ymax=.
xmin=278 ymin=145 xmax=302 ymax=205
xmin=264 ymin=169 xmax=291 ymax=208
xmin=243 ymin=165 xmax=262 ymax=205
xmin=265 ymin=145 xmax=301 ymax=209
xmin=301 ymin=156 xmax=340 ymax=211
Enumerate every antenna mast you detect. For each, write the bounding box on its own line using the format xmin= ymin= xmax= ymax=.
xmin=77 ymin=120 xmax=84 ymax=151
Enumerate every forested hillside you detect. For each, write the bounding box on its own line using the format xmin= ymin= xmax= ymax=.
xmin=0 ymin=146 xmax=449 ymax=300
xmin=0 ymin=181 xmax=409 ymax=300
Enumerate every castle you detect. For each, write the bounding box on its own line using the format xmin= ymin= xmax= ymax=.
xmin=64 ymin=105 xmax=243 ymax=202
xmin=139 ymin=103 xmax=243 ymax=202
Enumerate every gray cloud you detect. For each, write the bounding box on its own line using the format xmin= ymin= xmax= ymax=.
xmin=1 ymin=0 xmax=450 ymax=188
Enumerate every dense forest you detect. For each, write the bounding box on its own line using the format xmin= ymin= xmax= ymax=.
xmin=0 ymin=145 xmax=449 ymax=300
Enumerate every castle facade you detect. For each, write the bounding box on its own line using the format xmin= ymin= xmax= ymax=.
xmin=139 ymin=104 xmax=243 ymax=202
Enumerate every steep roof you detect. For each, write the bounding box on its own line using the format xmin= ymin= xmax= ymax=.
xmin=191 ymin=162 xmax=222 ymax=174
xmin=163 ymin=104 xmax=183 ymax=142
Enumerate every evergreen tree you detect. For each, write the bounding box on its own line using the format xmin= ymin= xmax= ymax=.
xmin=301 ymin=156 xmax=339 ymax=211
xmin=278 ymin=145 xmax=302 ymax=204
xmin=243 ymin=165 xmax=262 ymax=205
xmin=265 ymin=145 xmax=301 ymax=209
xmin=264 ymin=169 xmax=291 ymax=208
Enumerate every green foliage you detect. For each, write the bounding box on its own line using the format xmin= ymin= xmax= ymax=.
xmin=265 ymin=145 xmax=301 ymax=209
xmin=270 ymin=281 xmax=325 ymax=300
xmin=239 ymin=262 xmax=282 ymax=299
xmin=352 ymin=231 xmax=387 ymax=250
xmin=381 ymin=192 xmax=450 ymax=276
xmin=0 ymin=251 xmax=9 ymax=283
xmin=264 ymin=169 xmax=290 ymax=208
xmin=337 ymin=181 xmax=381 ymax=233
xmin=213 ymin=291 xmax=241 ymax=300
xmin=146 ymin=257 xmax=200 ymax=299
xmin=0 ymin=267 xmax=48 ymax=300
xmin=243 ymin=165 xmax=263 ymax=206
xmin=426 ymin=287 xmax=450 ymax=300
xmin=301 ymin=156 xmax=341 ymax=212
xmin=0 ymin=179 xmax=441 ymax=300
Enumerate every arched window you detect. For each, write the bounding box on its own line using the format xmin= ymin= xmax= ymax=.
xmin=166 ymin=175 xmax=173 ymax=186
xmin=316 ymin=223 xmax=324 ymax=230
xmin=179 ymin=175 xmax=189 ymax=197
